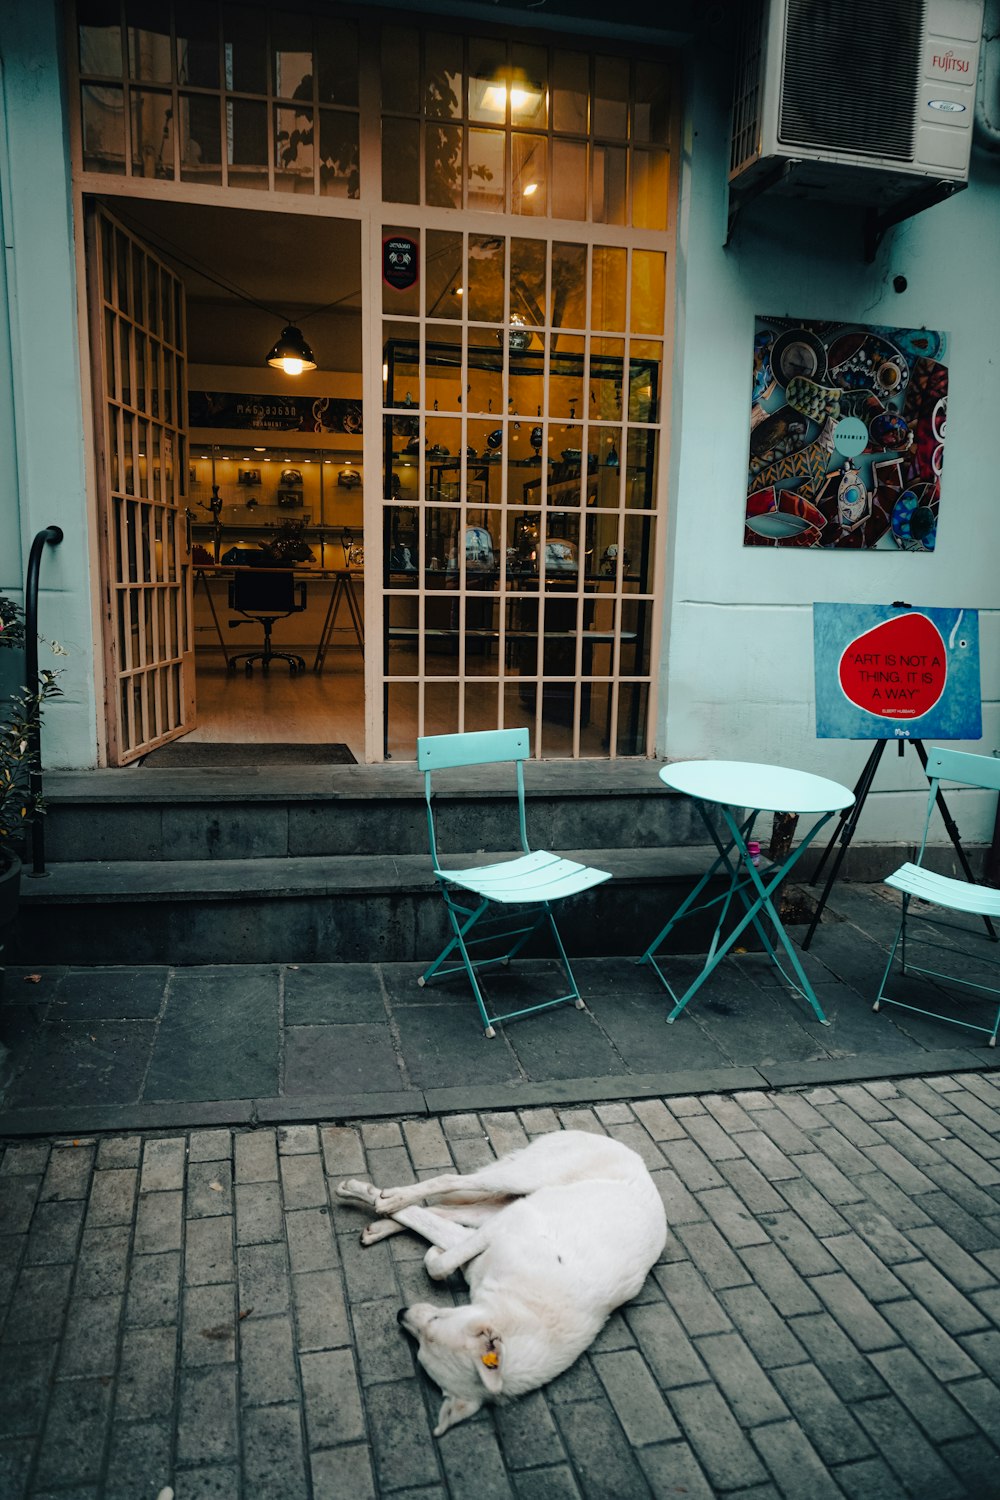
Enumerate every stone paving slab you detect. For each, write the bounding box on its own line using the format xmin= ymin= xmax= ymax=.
xmin=2 ymin=885 xmax=998 ymax=1134
xmin=2 ymin=1071 xmax=1000 ymax=1498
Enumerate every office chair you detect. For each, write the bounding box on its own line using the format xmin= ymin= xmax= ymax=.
xmin=227 ymin=568 xmax=307 ymax=675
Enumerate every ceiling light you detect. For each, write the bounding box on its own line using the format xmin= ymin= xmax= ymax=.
xmin=265 ymin=323 xmax=317 ymax=376
xmin=481 ymin=79 xmax=543 ymax=117
xmin=522 ymin=182 xmax=538 ymax=197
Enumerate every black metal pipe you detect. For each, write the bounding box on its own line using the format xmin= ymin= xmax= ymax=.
xmin=23 ymin=526 xmax=63 ymax=877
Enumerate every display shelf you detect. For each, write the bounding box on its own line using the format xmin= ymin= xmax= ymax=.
xmin=188 ymin=442 xmax=363 ymax=532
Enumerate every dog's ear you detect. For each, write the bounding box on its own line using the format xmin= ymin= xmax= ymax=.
xmin=433 ymin=1394 xmax=482 ymax=1436
xmin=473 ymin=1327 xmax=504 ymax=1395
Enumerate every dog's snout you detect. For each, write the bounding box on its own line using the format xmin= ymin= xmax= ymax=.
xmin=396 ymin=1306 xmax=408 ymax=1326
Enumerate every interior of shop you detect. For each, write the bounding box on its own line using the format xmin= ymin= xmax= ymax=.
xmin=100 ymin=196 xmax=367 ymax=760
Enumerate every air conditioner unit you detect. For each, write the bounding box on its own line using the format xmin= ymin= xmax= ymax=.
xmin=729 ymin=0 xmax=983 ymax=228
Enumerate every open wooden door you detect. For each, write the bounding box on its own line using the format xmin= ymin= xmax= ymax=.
xmin=87 ymin=204 xmax=195 ymax=763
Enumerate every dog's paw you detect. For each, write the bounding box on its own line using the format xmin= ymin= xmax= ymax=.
xmin=336 ymin=1178 xmax=379 ymax=1206
xmin=375 ymin=1187 xmax=412 ymax=1215
xmin=361 ymin=1219 xmax=402 ymax=1246
xmin=424 ymin=1246 xmax=451 ymax=1280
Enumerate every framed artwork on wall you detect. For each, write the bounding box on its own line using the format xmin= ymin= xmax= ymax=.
xmin=746 ymin=318 xmax=947 ymax=550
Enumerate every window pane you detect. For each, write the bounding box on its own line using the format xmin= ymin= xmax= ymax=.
xmin=632 ymin=149 xmax=669 ymax=231
xmin=317 ymin=16 xmax=358 ymax=106
xmin=127 ymin=1 xmax=172 ymax=83
xmin=551 ymin=140 xmax=587 ymax=220
xmin=180 ymin=93 xmax=221 ymax=183
xmin=381 ymin=26 xmax=420 ymax=115
xmin=320 ymin=110 xmax=359 ymax=197
xmin=272 ymin=11 xmax=312 ymax=100
xmin=175 ymin=0 xmax=219 ymax=88
xmin=275 ymin=105 xmax=313 ymax=191
xmin=511 ymin=43 xmax=547 ymax=129
xmin=223 ymin=3 xmax=266 ymax=94
xmin=551 ymin=243 xmax=587 ymax=328
xmin=79 ymin=0 xmax=124 ymax=78
xmin=589 ymin=339 xmax=625 ymax=420
xmin=131 ymin=89 xmax=174 ymax=177
xmin=426 ymin=231 xmax=464 ymax=321
xmin=426 ymin=124 xmax=462 ymax=208
xmin=630 ymin=250 xmax=665 ymax=335
xmin=466 ymin=234 xmax=505 ymax=323
xmin=382 ymin=118 xmax=420 ymax=204
xmin=593 ymin=144 xmax=627 ymax=225
xmin=592 ymin=246 xmax=627 ymax=332
xmin=469 ymin=37 xmax=506 ymax=124
xmin=466 ymin=333 xmax=503 ymax=415
xmin=425 ymin=33 xmax=463 ymax=120
xmin=82 ymin=84 xmax=126 ymax=174
xmin=549 ymin=334 xmax=584 ymax=418
xmin=227 ymin=97 xmax=268 ymax=188
xmin=552 ymin=51 xmax=588 ymax=135
xmin=593 ymin=55 xmax=629 ymax=138
xmin=628 ymin=341 xmax=661 ymax=422
xmin=633 ymin=59 xmax=671 ymax=144
xmin=469 ymin=128 xmax=505 ymax=212
xmin=512 ymin=134 xmax=546 ymax=215
xmin=626 ymin=428 xmax=658 ymax=509
xmin=510 ymin=239 xmax=547 ymax=326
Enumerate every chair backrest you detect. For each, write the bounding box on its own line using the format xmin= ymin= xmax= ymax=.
xmin=925 ymin=746 xmax=1000 ymax=794
xmin=417 ymin=729 xmax=532 ymax=870
xmin=914 ymin=746 xmax=1000 ymax=863
xmin=231 ymin=568 xmax=299 ymax=615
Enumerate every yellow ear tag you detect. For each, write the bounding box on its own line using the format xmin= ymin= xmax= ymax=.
xmin=481 ymin=1351 xmax=499 ymax=1368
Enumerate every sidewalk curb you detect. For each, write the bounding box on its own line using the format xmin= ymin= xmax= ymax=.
xmin=0 ymin=1050 xmax=993 ymax=1137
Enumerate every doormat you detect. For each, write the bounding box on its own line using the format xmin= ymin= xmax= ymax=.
xmin=138 ymin=742 xmax=357 ymax=767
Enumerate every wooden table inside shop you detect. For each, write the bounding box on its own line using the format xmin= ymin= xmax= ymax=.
xmin=193 ymin=566 xmax=364 ymax=671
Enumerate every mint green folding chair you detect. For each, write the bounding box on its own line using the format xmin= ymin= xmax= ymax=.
xmin=875 ymin=746 xmax=1000 ymax=1046
xmin=417 ymin=728 xmax=612 ymax=1036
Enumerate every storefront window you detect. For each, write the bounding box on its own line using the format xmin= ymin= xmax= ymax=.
xmin=75 ymin=0 xmax=360 ymax=195
xmin=381 ymin=33 xmax=673 ymax=228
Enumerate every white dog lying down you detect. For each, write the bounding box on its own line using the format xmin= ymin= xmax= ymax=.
xmin=336 ymin=1129 xmax=667 ymax=1435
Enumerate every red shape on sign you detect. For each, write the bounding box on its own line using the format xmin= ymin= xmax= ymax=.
xmin=838 ymin=613 xmax=948 ymax=720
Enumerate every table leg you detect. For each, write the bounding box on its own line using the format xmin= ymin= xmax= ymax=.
xmin=343 ymin=573 xmax=365 ymax=652
xmin=195 ymin=569 xmax=231 ymax=668
xmin=312 ymin=576 xmax=343 ymax=672
xmin=643 ymin=801 xmax=837 ymax=1025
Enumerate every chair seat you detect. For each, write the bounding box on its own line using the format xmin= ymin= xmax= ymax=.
xmin=439 ymin=849 xmax=611 ymax=905
xmin=885 ymin=862 xmax=1000 ymax=918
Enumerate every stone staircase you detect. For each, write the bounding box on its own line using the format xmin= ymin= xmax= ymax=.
xmin=14 ymin=760 xmax=732 ymax=966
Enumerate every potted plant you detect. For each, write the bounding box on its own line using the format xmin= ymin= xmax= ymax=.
xmin=0 ymin=596 xmax=65 ymax=943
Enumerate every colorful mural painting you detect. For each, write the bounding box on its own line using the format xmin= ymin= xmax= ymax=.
xmin=746 ymin=318 xmax=948 ymax=550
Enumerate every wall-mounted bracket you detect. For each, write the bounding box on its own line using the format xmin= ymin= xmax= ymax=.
xmin=863 ymin=179 xmax=965 ymax=263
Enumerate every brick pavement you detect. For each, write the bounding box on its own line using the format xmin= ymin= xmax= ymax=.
xmin=1 ymin=1071 xmax=1000 ymax=1499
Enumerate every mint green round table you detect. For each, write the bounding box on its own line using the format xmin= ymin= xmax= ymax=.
xmin=639 ymin=759 xmax=854 ymax=1025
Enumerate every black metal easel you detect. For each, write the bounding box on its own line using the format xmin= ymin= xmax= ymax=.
xmin=802 ymin=735 xmax=998 ymax=950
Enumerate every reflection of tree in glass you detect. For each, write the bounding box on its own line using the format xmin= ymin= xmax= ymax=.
xmin=423 ymin=70 xmax=493 ymax=205
xmin=276 ymin=74 xmax=360 ymax=196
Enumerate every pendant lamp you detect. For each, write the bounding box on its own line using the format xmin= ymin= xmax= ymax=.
xmin=266 ymin=324 xmax=317 ymax=376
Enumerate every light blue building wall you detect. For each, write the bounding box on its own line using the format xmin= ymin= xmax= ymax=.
xmin=663 ymin=36 xmax=1000 ymax=843
xmin=2 ymin=0 xmax=999 ymax=848
xmin=0 ymin=0 xmax=97 ymax=768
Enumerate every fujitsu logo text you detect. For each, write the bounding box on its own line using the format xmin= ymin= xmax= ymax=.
xmin=932 ymin=50 xmax=969 ymax=73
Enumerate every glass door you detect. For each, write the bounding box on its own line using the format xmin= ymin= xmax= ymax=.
xmin=87 ymin=204 xmax=194 ymax=762
xmin=380 ymin=225 xmax=665 ymax=758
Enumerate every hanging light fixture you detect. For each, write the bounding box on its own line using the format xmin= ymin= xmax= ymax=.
xmin=265 ymin=323 xmax=317 ymax=376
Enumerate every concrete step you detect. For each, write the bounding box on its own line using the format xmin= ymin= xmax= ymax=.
xmin=40 ymin=762 xmax=708 ymax=863
xmin=15 ymin=845 xmax=736 ymax=965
